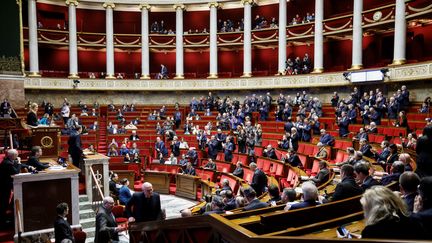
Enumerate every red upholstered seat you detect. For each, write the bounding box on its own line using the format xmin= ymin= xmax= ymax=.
xmin=220 ymin=174 xmax=239 ymax=194
xmin=112 ymin=205 xmax=128 ymax=224
xmin=73 ymin=230 xmax=87 ymax=243
xmin=243 ymin=168 xmax=254 ymax=183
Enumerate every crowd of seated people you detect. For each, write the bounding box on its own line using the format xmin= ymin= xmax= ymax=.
xmin=289 ymin=12 xmax=315 ymax=25
xmin=150 ymin=20 xmax=174 ymax=34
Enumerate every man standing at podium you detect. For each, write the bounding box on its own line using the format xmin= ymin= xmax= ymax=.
xmin=126 ymin=182 xmax=164 ymax=223
xmin=68 ymin=126 xmax=83 ymax=168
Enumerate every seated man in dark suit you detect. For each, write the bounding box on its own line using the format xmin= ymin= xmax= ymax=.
xmin=310 ymin=160 xmax=330 ymax=186
xmin=126 ymin=182 xmax=163 ymax=223
xmin=54 ymin=202 xmax=74 ymax=243
xmin=232 ymin=161 xmax=244 ymax=179
xmin=283 ymin=149 xmax=302 ymax=168
xmin=183 ymin=162 xmax=196 ymax=176
xmin=354 ymin=162 xmax=379 ymax=190
xmin=381 ymin=161 xmax=405 ymax=186
xmin=243 ymin=187 xmax=268 ymax=211
xmin=359 ymin=138 xmax=374 ymax=159
xmin=411 ymin=177 xmax=432 ymax=239
xmin=220 ymin=178 xmax=232 ymax=192
xmin=319 ymin=129 xmax=335 ymax=146
xmin=266 ymin=184 xmax=281 ymax=205
xmin=203 ymin=159 xmax=217 ymax=170
xmin=287 ymin=182 xmax=321 ymax=210
xmin=330 ymin=164 xmax=363 ymax=201
xmin=222 ymin=190 xmax=237 ymax=211
xmin=249 ymin=162 xmax=268 ymax=197
xmin=203 ymin=196 xmax=225 ymax=215
xmin=263 ymin=144 xmax=278 ymax=160
xmin=399 ymin=171 xmax=420 ymax=212
xmin=95 ymin=197 xmax=127 ymax=243
xmin=27 ymin=146 xmax=50 ymax=171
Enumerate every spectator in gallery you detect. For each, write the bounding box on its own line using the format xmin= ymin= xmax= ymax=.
xmin=151 ymin=21 xmax=159 ymax=32
xmin=116 ymin=73 xmax=123 ymax=79
xmin=157 ymin=64 xmax=169 ymax=79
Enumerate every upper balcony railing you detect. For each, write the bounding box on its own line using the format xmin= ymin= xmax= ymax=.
xmin=23 ymin=1 xmax=432 ymax=49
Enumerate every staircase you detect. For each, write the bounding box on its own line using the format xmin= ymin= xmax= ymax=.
xmin=97 ymin=118 xmax=107 ymax=154
xmin=79 ymin=195 xmax=96 ymax=243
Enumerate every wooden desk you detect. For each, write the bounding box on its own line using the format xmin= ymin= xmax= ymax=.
xmin=176 ymin=174 xmax=200 ymax=200
xmin=143 ymin=171 xmax=171 ymax=194
xmin=114 ymin=170 xmax=136 ymax=190
xmin=302 ymin=220 xmax=365 ymax=238
xmin=13 ymin=158 xmax=80 ymax=238
xmin=200 ymin=179 xmax=215 ymax=197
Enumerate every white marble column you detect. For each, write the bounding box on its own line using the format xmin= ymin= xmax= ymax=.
xmin=208 ymin=2 xmax=219 ymax=78
xmin=351 ymin=0 xmax=363 ymax=70
xmin=174 ymin=4 xmax=185 ymax=79
xmin=67 ymin=0 xmax=79 ymax=78
xmin=278 ymin=0 xmax=287 ymax=74
xmin=140 ymin=4 xmax=151 ymax=79
xmin=242 ymin=0 xmax=252 ymax=77
xmin=313 ymin=0 xmax=324 ymax=73
xmin=28 ymin=0 xmax=40 ymax=77
xmin=103 ymin=3 xmax=115 ymax=79
xmin=392 ymin=0 xmax=406 ymax=65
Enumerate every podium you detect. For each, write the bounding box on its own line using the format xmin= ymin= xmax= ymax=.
xmin=31 ymin=126 xmax=61 ymax=157
xmin=176 ymin=174 xmax=200 ymax=200
xmin=83 ymin=154 xmax=110 ymax=203
xmin=13 ymin=159 xmax=80 ymax=239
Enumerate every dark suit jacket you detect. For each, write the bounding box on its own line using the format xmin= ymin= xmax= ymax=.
xmin=289 ymin=199 xmax=320 ymax=210
xmin=285 ymin=154 xmax=302 ymax=168
xmin=311 ymin=168 xmax=330 ymax=186
xmin=381 ymin=173 xmax=401 ymax=186
xmin=362 ymin=215 xmax=424 ymax=240
xmin=125 ymin=192 xmax=162 ymax=222
xmin=331 ymin=177 xmax=363 ymax=201
xmin=251 ymin=169 xmax=267 ymax=196
xmin=403 ymin=192 xmax=417 ymax=212
xmin=95 ymin=206 xmax=118 ymax=243
xmin=223 ymin=198 xmax=237 ymax=211
xmin=411 ymin=208 xmax=432 ymax=239
xmin=0 ymin=157 xmax=28 ymax=190
xmin=361 ymin=176 xmax=380 ymax=190
xmin=26 ymin=111 xmax=38 ymax=126
xmin=54 ymin=216 xmax=75 ymax=243
xmin=27 ymin=156 xmax=49 ymax=171
xmin=232 ymin=167 xmax=244 ymax=179
xmin=243 ymin=198 xmax=268 ymax=211
xmin=184 ymin=167 xmax=196 ymax=176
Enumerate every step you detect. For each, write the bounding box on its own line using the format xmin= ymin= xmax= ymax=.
xmin=79 ymin=195 xmax=89 ymax=203
xmin=83 ymin=227 xmax=96 ymax=238
xmin=80 ymin=209 xmax=96 ymax=220
xmin=79 ymin=201 xmax=93 ymax=211
xmin=79 ymin=217 xmax=96 ymax=229
xmin=85 ymin=237 xmax=94 ymax=243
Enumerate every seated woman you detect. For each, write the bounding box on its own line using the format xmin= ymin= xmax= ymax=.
xmin=132 ymin=153 xmax=141 ymax=164
xmin=123 ymin=153 xmax=131 ymax=163
xmin=359 ymin=186 xmax=424 ymax=240
xmin=38 ymin=113 xmax=50 ymax=125
xmin=108 ymin=138 xmax=118 ymax=149
xmin=107 ymin=146 xmax=118 ymax=157
xmin=118 ymin=178 xmax=132 ymax=205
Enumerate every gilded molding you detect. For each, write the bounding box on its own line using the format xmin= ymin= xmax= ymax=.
xmin=65 ymin=0 xmax=78 ymax=6
xmin=23 ymin=62 xmax=432 ymax=91
xmin=139 ymin=3 xmax=151 ymax=10
xmin=102 ymin=2 xmax=115 ymax=8
xmin=173 ymin=4 xmax=186 ymax=10
xmin=241 ymin=0 xmax=253 ymax=5
xmin=208 ymin=2 xmax=220 ymax=8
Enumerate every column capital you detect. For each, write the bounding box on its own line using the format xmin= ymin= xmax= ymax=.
xmin=241 ymin=0 xmax=253 ymax=5
xmin=208 ymin=2 xmax=221 ymax=8
xmin=103 ymin=2 xmax=115 ymax=9
xmin=65 ymin=0 xmax=78 ymax=6
xmin=139 ymin=4 xmax=151 ymax=10
xmin=173 ymin=4 xmax=186 ymax=11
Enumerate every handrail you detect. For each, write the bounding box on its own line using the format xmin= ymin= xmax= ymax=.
xmin=89 ymin=166 xmax=104 ymax=201
xmin=15 ymin=199 xmax=23 ymax=241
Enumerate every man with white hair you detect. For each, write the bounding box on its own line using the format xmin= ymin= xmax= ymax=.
xmin=0 ymin=149 xmax=33 ymax=224
xmin=287 ymin=182 xmax=320 ymax=210
xmin=249 ymin=162 xmax=268 ymax=197
xmin=314 ymin=142 xmax=328 ymax=160
xmin=126 ymin=182 xmax=163 ymax=223
xmin=95 ymin=196 xmax=127 ymax=243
